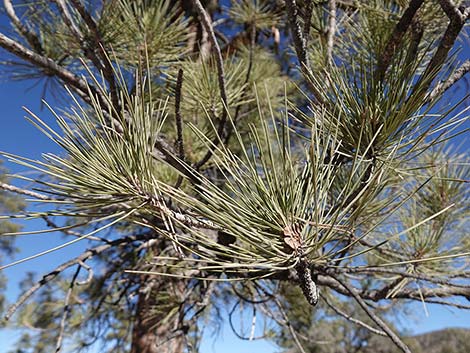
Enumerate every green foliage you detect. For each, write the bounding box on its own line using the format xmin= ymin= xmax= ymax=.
xmin=228 ymin=0 xmax=281 ymax=29
xmin=169 ymin=55 xmax=248 ymax=119
xmin=100 ymin=0 xmax=189 ymax=68
xmin=4 ymin=76 xmax=165 ymax=219
xmin=0 ymin=1 xmax=469 ymax=353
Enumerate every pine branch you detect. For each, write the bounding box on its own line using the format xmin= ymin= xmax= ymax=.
xmin=174 ymin=68 xmax=185 ymax=163
xmin=3 ymin=0 xmax=44 ymax=54
xmin=0 ymin=182 xmax=219 ymax=230
xmin=0 ymin=31 xmax=108 ymax=108
xmin=224 ymin=23 xmax=256 ymax=145
xmin=332 ymin=267 xmax=470 ymax=289
xmin=302 ymin=0 xmax=314 ymax=42
xmin=438 ymin=0 xmax=467 ymax=22
xmin=285 ymin=0 xmax=328 ymax=105
xmin=420 ymin=298 xmax=470 ymax=310
xmin=174 ymin=68 xmax=185 ymax=189
xmin=285 ymin=0 xmax=309 ymax=70
xmin=0 ymin=182 xmax=51 ymax=200
xmin=314 ymin=272 xmax=470 ymax=303
xmin=52 ymin=0 xmax=82 ymax=40
xmin=41 ymin=215 xmax=107 ymax=243
xmin=68 ymin=0 xmax=120 ymax=110
xmin=375 ymin=0 xmax=425 ymax=81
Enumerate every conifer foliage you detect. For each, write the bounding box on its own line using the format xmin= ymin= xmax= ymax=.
xmin=0 ymin=1 xmax=469 ymax=352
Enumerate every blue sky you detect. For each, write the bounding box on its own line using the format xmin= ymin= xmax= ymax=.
xmin=0 ymin=23 xmax=469 ymax=353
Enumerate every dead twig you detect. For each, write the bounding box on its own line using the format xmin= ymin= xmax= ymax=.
xmin=3 ymin=233 xmax=153 ymax=322
xmin=55 ymin=265 xmax=81 ymax=353
xmin=333 ymin=275 xmax=412 ymax=353
xmin=321 ymin=293 xmax=387 ymax=336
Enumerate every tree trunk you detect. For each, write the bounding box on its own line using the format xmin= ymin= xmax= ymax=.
xmin=130 ymin=275 xmax=186 ymax=353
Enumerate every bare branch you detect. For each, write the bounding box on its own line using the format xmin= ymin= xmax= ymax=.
xmin=151 ymin=141 xmax=200 ymax=184
xmin=419 ymin=298 xmax=470 ymax=310
xmin=174 ymin=68 xmax=185 ymax=162
xmin=382 ymin=284 xmax=470 ymax=301
xmin=428 ymin=59 xmax=470 ymax=101
xmin=419 ymin=3 xmax=470 ymax=93
xmin=0 ymin=182 xmax=51 ymax=200
xmin=173 ymin=68 xmax=185 ymax=189
xmin=1 ymin=180 xmax=219 ymax=231
xmin=41 ymin=215 xmax=107 ymax=243
xmin=405 ymin=17 xmax=424 ymax=68
xmin=52 ymin=0 xmax=83 ymax=41
xmin=272 ymin=295 xmax=308 ymax=353
xmin=52 ymin=0 xmax=116 ymax=109
xmin=68 ymin=0 xmax=120 ymax=110
xmin=326 ymin=0 xmax=337 ymax=65
xmin=302 ymin=0 xmax=314 ymax=42
xmin=332 ymin=267 xmax=470 ymax=289
xmin=175 ymin=69 xmax=184 ymax=160
xmin=228 ymin=300 xmax=268 ymax=341
xmin=321 ymin=293 xmax=387 ymax=336
xmin=224 ymin=23 xmax=256 ymax=145
xmin=285 ymin=0 xmax=328 ymax=105
xmin=438 ymin=0 xmax=467 ymax=22
xmin=333 ymin=275 xmax=412 ymax=353
xmin=3 ymin=233 xmax=153 ymax=321
xmin=76 ymin=260 xmax=93 ymax=285
xmin=314 ymin=272 xmax=470 ymax=304
xmin=55 ymin=265 xmax=81 ymax=353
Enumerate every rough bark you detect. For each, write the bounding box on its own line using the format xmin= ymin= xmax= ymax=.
xmin=130 ymin=275 xmax=186 ymax=353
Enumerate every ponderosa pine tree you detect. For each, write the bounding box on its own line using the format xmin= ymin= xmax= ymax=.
xmin=0 ymin=1 xmax=469 ymax=353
